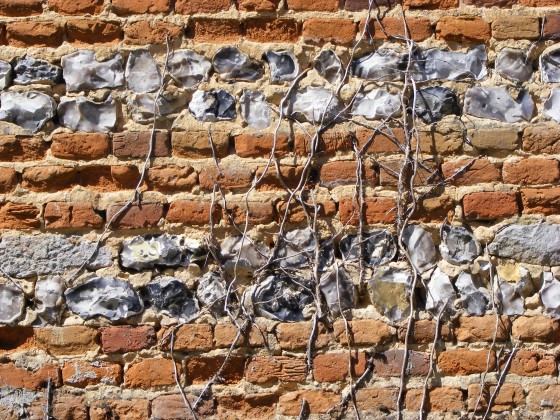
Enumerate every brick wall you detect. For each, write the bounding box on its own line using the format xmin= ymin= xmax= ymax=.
xmin=0 ymin=0 xmax=559 ymax=418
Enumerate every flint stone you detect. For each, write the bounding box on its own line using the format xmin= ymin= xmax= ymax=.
xmin=495 ymin=278 xmax=524 ymax=316
xmin=265 ymin=50 xmax=299 ymax=82
xmin=414 ymin=86 xmax=460 ymax=124
xmin=65 ymin=277 xmax=143 ymax=321
xmin=168 ymin=50 xmax=211 ymax=89
xmin=253 ymin=275 xmax=313 ymax=322
xmin=368 ymin=267 xmax=411 ymax=322
xmin=464 ymin=87 xmax=534 ymax=123
xmin=496 ymin=48 xmax=532 ymax=83
xmin=353 ymin=49 xmax=406 ymax=81
xmin=62 ymin=50 xmax=124 ymax=91
xmin=221 ymin=235 xmax=269 ymax=276
xmin=351 ymin=89 xmax=401 ymax=120
xmin=288 ymin=87 xmax=345 ymax=124
xmin=196 ymin=272 xmax=227 ymax=315
xmin=277 ymin=228 xmax=334 ymax=271
xmin=320 ymin=266 xmax=356 ymax=316
xmin=120 ymin=234 xmax=204 ymax=271
xmin=540 ymin=272 xmax=560 ymax=319
xmin=412 ymin=46 xmax=487 ymax=81
xmin=402 ymin=225 xmax=437 ymax=273
xmin=544 ymin=88 xmax=560 ymax=124
xmin=126 ymin=49 xmax=161 ymax=93
xmin=456 ymin=272 xmax=490 ymax=316
xmin=314 ymin=49 xmax=343 ymax=84
xmin=0 ymin=284 xmax=24 ymax=324
xmin=488 ymin=223 xmax=560 ymax=266
xmin=34 ymin=276 xmax=65 ymax=324
xmin=0 ymin=234 xmax=111 ymax=278
xmin=58 ymin=97 xmax=117 ymax=132
xmin=440 ymin=224 xmax=481 ymax=265
xmin=140 ymin=277 xmax=199 ymax=321
xmin=0 ymin=61 xmax=12 ymax=90
xmin=213 ymin=47 xmax=261 ymax=82
xmin=541 ymin=47 xmax=560 ymax=83
xmin=426 ymin=268 xmax=456 ymax=313
xmin=240 ymin=90 xmax=270 ymax=130
xmin=127 ymin=92 xmax=185 ymax=124
xmin=0 ymin=91 xmax=56 ymax=133
xmin=189 ymin=89 xmax=236 ymax=122
xmin=339 ymin=230 xmax=397 ymax=267
xmin=13 ymin=56 xmax=61 ymax=85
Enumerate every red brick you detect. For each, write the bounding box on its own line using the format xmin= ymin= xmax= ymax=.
xmin=255 ymin=164 xmax=304 ymax=191
xmin=404 ymin=0 xmax=458 ymax=8
xmin=186 ymin=356 xmax=245 ymax=384
xmin=278 ymin=390 xmax=338 ymax=415
xmin=124 ymin=358 xmax=178 ymax=388
xmin=234 ymin=133 xmax=290 ymax=158
xmin=171 ymin=130 xmax=228 ymax=158
xmin=22 ymin=166 xmax=78 ymax=192
xmin=175 ymin=0 xmax=230 ymax=14
xmin=225 ymin=200 xmax=275 ymax=225
xmin=438 ymin=349 xmax=495 ymax=375
xmin=415 ymin=194 xmax=455 ymax=223
xmin=468 ymin=383 xmax=524 ymax=412
xmin=159 ymin=324 xmax=213 ymax=351
xmin=152 ymin=394 xmax=215 ymax=419
xmin=520 ymin=0 xmax=560 ymax=6
xmin=100 ymin=326 xmax=156 ymax=354
xmin=503 ymin=158 xmax=560 ymax=185
xmin=62 ymin=361 xmax=121 ymax=388
xmin=333 ymin=319 xmax=394 ymax=346
xmin=356 ymin=388 xmax=399 ymax=411
xmin=167 ymin=200 xmax=222 ymax=225
xmin=320 ymin=160 xmax=378 ymax=187
xmin=492 ymin=16 xmax=540 ymax=39
xmin=0 ymin=167 xmax=17 ymax=193
xmin=0 ymin=202 xmax=40 ymax=229
xmin=246 ymin=356 xmax=307 ymax=383
xmin=313 ymin=352 xmax=367 ymax=382
xmin=354 ymin=127 xmax=403 ymax=154
xmin=66 ymin=19 xmax=122 ymax=44
xmin=339 ymin=196 xmax=396 ymax=225
xmin=512 ymin=316 xmax=560 ymax=342
xmin=238 ymin=0 xmax=279 ymax=11
xmin=124 ymin=21 xmax=182 ymax=45
xmin=527 ymin=384 xmax=560 ymax=410
xmin=244 ymin=18 xmax=300 ymax=43
xmin=464 ymin=0 xmax=515 ymax=5
xmin=436 ymin=16 xmax=491 ymax=43
xmin=0 ymin=136 xmax=47 ymax=161
xmin=79 ymin=166 xmax=139 ymax=192
xmin=34 ymin=326 xmax=99 ymax=355
xmin=397 ymin=319 xmax=453 ymax=344
xmin=214 ymin=323 xmax=268 ymax=348
xmin=361 ymin=17 xmax=432 ymax=42
xmin=302 ymin=19 xmax=356 ymax=44
xmin=29 ymin=396 xmax=87 ymax=420
xmin=295 ymin=130 xmax=353 ymax=155
xmin=112 ymin=0 xmax=170 ymax=14
xmin=113 ymin=131 xmax=170 ymax=158
xmin=199 ymin=165 xmax=254 ymax=190
xmin=89 ymin=399 xmax=150 ymax=420
xmin=49 ymin=0 xmax=104 ymax=14
xmin=373 ymin=350 xmax=429 ymax=377
xmin=521 ymin=187 xmax=560 ymax=215
xmin=544 ymin=14 xmax=560 ymax=39
xmin=0 ymin=0 xmax=43 ymax=16
xmin=0 ymin=326 xmax=35 ymax=352
xmin=0 ymin=363 xmax=59 ymax=390
xmin=106 ymin=202 xmax=164 ymax=230
xmin=146 ymin=165 xmax=197 ymax=192
xmin=51 ymin=133 xmax=110 ymax=160
xmin=502 ymin=349 xmax=557 ymax=377
xmin=379 ymin=159 xmax=439 ymax=187
xmin=463 ymin=192 xmax=519 ymax=220
xmin=286 ymin=0 xmax=338 ymax=11
xmin=276 ymin=321 xmax=330 ymax=350
xmin=522 ymin=124 xmax=560 ymax=154
xmin=188 ymin=19 xmax=241 ymax=43
xmin=455 ymin=316 xmax=511 ymax=342
xmin=44 ymin=202 xmax=103 ymax=229
xmin=276 ymin=198 xmax=336 ymax=223
xmin=217 ymin=394 xmax=277 ymax=419
xmin=442 ymin=158 xmax=501 ymax=185
xmin=6 ymin=21 xmax=63 ymax=47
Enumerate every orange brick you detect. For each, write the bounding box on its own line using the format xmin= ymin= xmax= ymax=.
xmin=455 ymin=316 xmax=511 ymax=342
xmin=361 ymin=17 xmax=432 ymax=42
xmin=0 ymin=135 xmax=47 ymax=161
xmin=199 ymin=165 xmax=254 ymax=190
xmin=22 ymin=166 xmax=78 ymax=192
xmin=217 ymin=394 xmax=277 ymax=419
xmin=44 ymin=202 xmax=104 ymax=229
xmin=0 ymin=363 xmax=60 ymax=390
xmin=51 ymin=133 xmax=110 ymax=160
xmin=397 ymin=319 xmax=453 ymax=344
xmin=124 ymin=359 xmax=178 ymax=388
xmin=0 ymin=0 xmax=43 ymax=16
xmin=246 ymin=356 xmax=307 ymax=383
xmin=146 ymin=165 xmax=197 ymax=192
xmin=244 ymin=18 xmax=300 ymax=43
xmin=100 ymin=325 xmax=156 ymax=354
xmin=356 ymin=388 xmax=399 ymax=411
xmin=79 ymin=166 xmax=139 ymax=192
xmin=0 ymin=202 xmax=40 ymax=229
xmin=503 ymin=349 xmax=557 ymax=377
xmin=167 ymin=200 xmax=222 ymax=225
xmin=527 ymin=385 xmax=560 ymax=411
xmin=313 ymin=352 xmax=367 ymax=382
xmin=492 ymin=16 xmax=540 ymax=39
xmin=339 ymin=196 xmax=395 ymax=225
xmin=234 ymin=133 xmax=290 ymax=158
xmin=48 ymin=0 xmax=104 ymax=14
xmin=112 ymin=0 xmax=170 ymax=14
xmin=442 ymin=158 xmax=500 ymax=185
xmin=436 ymin=16 xmax=491 ymax=43
xmin=503 ymin=158 xmax=560 ymax=185
xmin=89 ymin=400 xmax=150 ymax=420
xmin=106 ymin=202 xmax=164 ymax=230
xmin=320 ymin=160 xmax=378 ymax=187
xmin=404 ymin=0 xmax=458 ymax=8
xmin=333 ymin=319 xmax=394 ymax=345
xmin=175 ymin=0 xmax=231 ymax=13
xmin=114 ymin=131 xmax=170 ymax=158
xmin=373 ymin=350 xmax=429 ymax=376
xmin=0 ymin=167 xmax=17 ymax=193
xmin=522 ymin=124 xmax=560 ymax=154
xmin=468 ymin=383 xmax=524 ymax=412
xmin=512 ymin=316 xmax=560 ymax=342
xmin=124 ymin=20 xmax=182 ymax=44
xmin=278 ymin=390 xmax=338 ymax=416
xmin=464 ymin=0 xmax=515 ymax=5
xmin=0 ymin=326 xmax=35 ymax=352
xmin=214 ymin=323 xmax=268 ymax=348
xmin=225 ymin=200 xmax=275 ymax=225
xmin=438 ymin=349 xmax=495 ymax=375
xmin=255 ymin=164 xmax=304 ymax=191
xmin=519 ymin=0 xmax=560 ymax=6
xmin=295 ymin=130 xmax=353 ymax=155
xmin=34 ymin=326 xmax=98 ymax=355
xmin=6 ymin=21 xmax=64 ymax=47
xmin=66 ymin=19 xmax=122 ymax=44
xmin=62 ymin=361 xmax=121 ymax=387
xmin=275 ymin=322 xmax=330 ymax=350
xmin=286 ymin=0 xmax=338 ymax=11
xmin=302 ymin=18 xmax=356 ymax=44
xmin=171 ymin=130 xmax=228 ymax=159
xmin=188 ymin=19 xmax=241 ymax=43
xmin=521 ymin=187 xmax=560 ymax=215
xmin=238 ymin=0 xmax=279 ymax=10
xmin=463 ymin=192 xmax=519 ymax=220
xmin=186 ymin=356 xmax=245 ymax=384
xmin=406 ymin=387 xmax=464 ymax=411
xmin=159 ymin=324 xmax=213 ymax=351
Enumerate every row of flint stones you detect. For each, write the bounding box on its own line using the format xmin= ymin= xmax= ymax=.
xmin=2 ymin=45 xmax=560 ymax=133
xmin=1 ymin=223 xmax=560 ymax=325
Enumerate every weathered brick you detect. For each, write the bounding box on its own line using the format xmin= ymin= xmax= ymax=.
xmin=159 ymin=324 xmax=213 ymax=351
xmin=0 ymin=363 xmax=60 ymax=390
xmin=89 ymin=399 xmax=150 ymax=420
xmin=44 ymin=202 xmax=103 ymax=229
xmin=278 ymin=390 xmax=338 ymax=415
xmin=526 ymin=384 xmax=560 ymax=411
xmin=79 ymin=166 xmax=139 ymax=192
xmin=214 ymin=323 xmax=268 ymax=348
xmin=397 ymin=319 xmax=453 ymax=344
xmin=255 ymin=164 xmax=304 ymax=190
xmin=62 ymin=361 xmax=121 ymax=387
xmin=0 ymin=0 xmax=43 ymax=16
xmin=442 ymin=158 xmax=501 ymax=185
xmin=522 ymin=124 xmax=560 ymax=154
xmin=199 ymin=165 xmax=254 ymax=190
xmin=6 ymin=21 xmax=63 ymax=47
xmin=339 ymin=196 xmax=396 ymax=225
xmin=464 ymin=0 xmax=515 ymax=6
xmin=124 ymin=358 xmax=178 ymax=388
xmin=49 ymin=0 xmax=104 ymax=14
xmin=124 ymin=21 xmax=182 ymax=44
xmin=246 ymin=356 xmax=307 ymax=383
xmin=112 ymin=0 xmax=170 ymax=14
xmin=244 ymin=18 xmax=300 ymax=43
xmin=492 ymin=16 xmax=540 ymax=39
xmin=436 ymin=16 xmax=491 ymax=43
xmin=512 ymin=316 xmax=560 ymax=342
xmin=438 ymin=349 xmax=495 ymax=375
xmin=186 ymin=356 xmax=245 ymax=384
xmin=51 ymin=133 xmax=110 ymax=160
xmin=217 ymin=393 xmax=277 ymax=419
xmin=355 ymin=388 xmax=399 ymax=411
xmin=320 ymin=160 xmax=378 ymax=187
xmin=354 ymin=127 xmax=403 ymax=154
xmin=521 ymin=187 xmax=560 ymax=215
xmin=146 ymin=165 xmax=198 ymax=192
xmin=373 ymin=350 xmax=429 ymax=377
xmin=455 ymin=316 xmax=511 ymax=342
xmin=276 ymin=198 xmax=336 ymax=223
xmin=106 ymin=202 xmax=164 ymax=230
xmin=0 ymin=202 xmax=40 ymax=229
xmin=66 ymin=19 xmax=122 ymax=44
xmin=302 ymin=19 xmax=356 ymax=44
xmin=544 ymin=14 xmax=560 ymax=39
xmin=333 ymin=319 xmax=394 ymax=346
xmin=167 ymin=200 xmax=221 ymax=225
xmin=100 ymin=326 xmax=156 ymax=354
xmin=22 ymin=166 xmax=78 ymax=192
xmin=519 ymin=0 xmax=560 ymax=6
xmin=468 ymin=383 xmax=524 ymax=412
xmin=188 ymin=19 xmax=241 ymax=42
xmin=502 ymin=349 xmax=557 ymax=376
xmin=463 ymin=191 xmax=519 ymax=220
xmin=0 ymin=326 xmax=35 ymax=352
xmin=29 ymin=396 xmax=87 ymax=420
xmin=0 ymin=167 xmax=17 ymax=193
xmin=295 ymin=130 xmax=353 ymax=155
xmin=404 ymin=0 xmax=458 ymax=8
xmin=234 ymin=132 xmax=290 ymax=158
xmin=406 ymin=387 xmax=464 ymax=412
xmin=152 ymin=394 xmax=215 ymax=419
xmin=34 ymin=326 xmax=98 ymax=355
xmin=313 ymin=352 xmax=367 ymax=382
xmin=225 ymin=200 xmax=275 ymax=225
xmin=113 ymin=131 xmax=170 ymax=158
xmin=345 ymin=0 xmax=395 ymax=10
xmin=503 ymin=158 xmax=560 ymax=185
xmin=175 ymin=0 xmax=231 ymax=14
xmin=418 ymin=127 xmax=463 ymax=155
xmin=171 ymin=130 xmax=228 ymax=158
xmin=360 ymin=17 xmax=432 ymax=42
xmin=415 ymin=194 xmax=455 ymax=223
xmin=286 ymin=0 xmax=338 ymax=11
xmin=238 ymin=0 xmax=279 ymax=10
xmin=276 ymin=321 xmax=330 ymax=350
xmin=0 ymin=136 xmax=47 ymax=161
xmin=379 ymin=159 xmax=439 ymax=187
xmin=468 ymin=127 xmax=519 ymax=151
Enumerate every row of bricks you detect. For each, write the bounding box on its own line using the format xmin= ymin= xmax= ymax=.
xmin=0 ymin=14 xmax=559 ymax=47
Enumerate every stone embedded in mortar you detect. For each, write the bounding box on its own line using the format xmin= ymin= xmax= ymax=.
xmin=288 ymin=87 xmax=345 ymax=124
xmin=540 ymin=272 xmax=560 ymax=319
xmin=277 ymin=228 xmax=334 ymax=271
xmin=240 ymin=90 xmax=270 ymax=130
xmin=65 ymin=277 xmax=144 ymax=321
xmin=541 ymin=47 xmax=560 ymax=83
xmin=426 ymin=268 xmax=457 ymax=313
xmin=414 ymin=86 xmax=460 ymax=124
xmin=0 ymin=91 xmax=56 ymax=132
xmin=0 ymin=234 xmax=111 ymax=278
xmin=264 ymin=50 xmax=299 ymax=82
xmin=61 ymin=50 xmax=124 ymax=92
xmin=196 ymin=272 xmax=227 ymax=315
xmin=368 ymin=267 xmax=412 ymax=323
xmin=125 ymin=49 xmax=161 ymax=93
xmin=313 ymin=49 xmax=343 ymax=84
xmin=127 ymin=92 xmax=185 ymax=124
xmin=120 ymin=234 xmax=205 ymax=271
xmin=402 ymin=225 xmax=437 ymax=273
xmin=488 ymin=223 xmax=560 ymax=266
xmin=496 ymin=48 xmax=533 ymax=83
xmin=0 ymin=283 xmax=24 ymax=324
xmin=252 ymin=275 xmax=313 ymax=322
xmin=34 ymin=276 xmax=65 ymax=324
xmin=495 ymin=278 xmax=524 ymax=316
xmin=212 ymin=47 xmax=262 ymax=82
xmin=140 ymin=277 xmax=199 ymax=321
xmin=339 ymin=230 xmax=397 ymax=267
xmin=221 ymin=235 xmax=269 ymax=276
xmin=456 ymin=272 xmax=490 ymax=316
xmin=464 ymin=87 xmax=534 ymax=123
xmin=351 ymin=89 xmax=401 ymax=120
xmin=353 ymin=49 xmax=406 ymax=81
xmin=319 ymin=266 xmax=356 ymax=316
xmin=189 ymin=89 xmax=237 ymax=122
xmin=439 ymin=224 xmax=481 ymax=265
xmin=13 ymin=56 xmax=61 ymax=85
xmin=58 ymin=97 xmax=117 ymax=132
xmin=412 ymin=45 xmax=487 ymax=81
xmin=168 ymin=50 xmax=211 ymax=89
xmin=0 ymin=387 xmax=36 ymax=414
xmin=543 ymin=88 xmax=560 ymax=123
xmin=0 ymin=61 xmax=12 ymax=90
